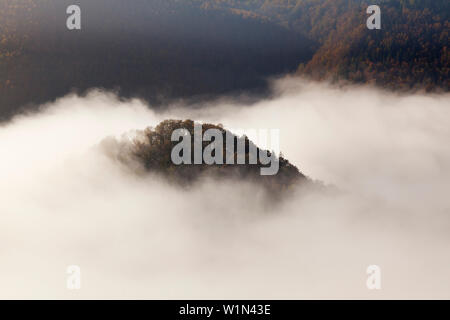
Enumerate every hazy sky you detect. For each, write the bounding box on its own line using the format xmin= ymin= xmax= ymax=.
xmin=0 ymin=78 xmax=449 ymax=299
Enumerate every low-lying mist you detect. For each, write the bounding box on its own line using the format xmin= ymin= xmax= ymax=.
xmin=0 ymin=78 xmax=449 ymax=299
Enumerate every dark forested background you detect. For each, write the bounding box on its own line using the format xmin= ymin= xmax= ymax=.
xmin=194 ymin=0 xmax=449 ymax=90
xmin=0 ymin=0 xmax=448 ymax=120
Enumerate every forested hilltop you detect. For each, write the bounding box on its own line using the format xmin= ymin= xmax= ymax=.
xmin=104 ymin=119 xmax=311 ymax=196
xmin=193 ymin=0 xmax=449 ymax=90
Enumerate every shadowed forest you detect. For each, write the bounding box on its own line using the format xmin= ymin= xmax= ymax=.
xmin=0 ymin=0 xmax=448 ymax=120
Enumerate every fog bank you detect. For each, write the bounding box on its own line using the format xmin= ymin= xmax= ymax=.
xmin=0 ymin=79 xmax=449 ymax=299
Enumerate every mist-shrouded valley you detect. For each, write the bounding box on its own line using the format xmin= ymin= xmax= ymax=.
xmin=0 ymin=0 xmax=449 ymax=299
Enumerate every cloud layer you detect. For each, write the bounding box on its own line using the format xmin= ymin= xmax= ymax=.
xmin=0 ymin=79 xmax=449 ymax=299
